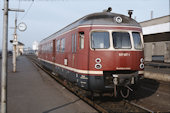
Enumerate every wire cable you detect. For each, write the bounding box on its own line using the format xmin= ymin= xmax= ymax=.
xmin=16 ymin=0 xmax=21 ymax=18
xmin=20 ymin=0 xmax=34 ymax=20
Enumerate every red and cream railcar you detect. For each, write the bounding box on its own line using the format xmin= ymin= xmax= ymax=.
xmin=38 ymin=11 xmax=144 ymax=98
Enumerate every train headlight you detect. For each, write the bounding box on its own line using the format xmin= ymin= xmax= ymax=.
xmin=95 ymin=64 xmax=102 ymax=69
xmin=95 ymin=58 xmax=101 ymax=63
xmin=140 ymin=58 xmax=144 ymax=69
xmin=115 ymin=16 xmax=122 ymax=23
xmin=140 ymin=63 xmax=144 ymax=69
xmin=140 ymin=58 xmax=144 ymax=63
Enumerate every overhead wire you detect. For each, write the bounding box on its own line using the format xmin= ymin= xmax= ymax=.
xmin=20 ymin=0 xmax=34 ymax=21
xmin=16 ymin=0 xmax=21 ymax=19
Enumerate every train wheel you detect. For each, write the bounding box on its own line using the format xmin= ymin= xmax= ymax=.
xmin=120 ymin=87 xmax=130 ymax=98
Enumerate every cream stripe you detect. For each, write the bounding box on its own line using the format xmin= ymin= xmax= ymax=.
xmin=41 ymin=25 xmax=141 ymax=43
xmin=38 ymin=58 xmax=103 ymax=75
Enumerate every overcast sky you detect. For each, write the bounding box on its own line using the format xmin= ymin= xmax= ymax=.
xmin=0 ymin=0 xmax=169 ymax=50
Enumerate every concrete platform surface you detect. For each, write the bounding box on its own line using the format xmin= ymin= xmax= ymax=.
xmin=0 ymin=56 xmax=97 ymax=113
xmin=144 ymin=62 xmax=170 ymax=82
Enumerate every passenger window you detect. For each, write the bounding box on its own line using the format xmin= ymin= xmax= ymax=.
xmin=79 ymin=32 xmax=84 ymax=49
xmin=74 ymin=33 xmax=77 ymax=52
xmin=72 ymin=33 xmax=77 ymax=53
xmin=47 ymin=43 xmax=49 ymax=52
xmin=46 ymin=44 xmax=47 ymax=52
xmin=56 ymin=40 xmax=60 ymax=52
xmin=50 ymin=42 xmax=53 ymax=52
xmin=61 ymin=38 xmax=65 ymax=52
xmin=72 ymin=34 xmax=74 ymax=53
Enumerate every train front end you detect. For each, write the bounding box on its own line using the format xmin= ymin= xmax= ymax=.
xmin=87 ymin=13 xmax=144 ymax=98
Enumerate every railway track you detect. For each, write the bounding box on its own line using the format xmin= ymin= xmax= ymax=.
xmin=27 ymin=55 xmax=153 ymax=113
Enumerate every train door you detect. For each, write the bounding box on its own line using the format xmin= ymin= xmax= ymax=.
xmin=72 ymin=33 xmax=77 ymax=68
xmin=71 ymin=33 xmax=77 ymax=83
xmin=79 ymin=31 xmax=89 ymax=89
xmin=52 ymin=39 xmax=56 ymax=73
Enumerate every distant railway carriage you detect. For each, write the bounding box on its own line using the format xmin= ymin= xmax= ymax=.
xmin=38 ymin=9 xmax=144 ymax=98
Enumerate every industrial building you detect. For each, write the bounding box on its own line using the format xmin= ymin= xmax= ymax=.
xmin=140 ymin=15 xmax=170 ymax=62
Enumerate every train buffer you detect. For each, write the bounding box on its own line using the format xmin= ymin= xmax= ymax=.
xmin=0 ymin=56 xmax=97 ymax=113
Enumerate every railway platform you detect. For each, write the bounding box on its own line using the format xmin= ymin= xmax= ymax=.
xmin=144 ymin=62 xmax=170 ymax=82
xmin=0 ymin=56 xmax=97 ymax=113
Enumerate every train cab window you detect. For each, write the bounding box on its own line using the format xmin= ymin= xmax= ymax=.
xmin=56 ymin=40 xmax=60 ymax=52
xmin=112 ymin=32 xmax=131 ymax=49
xmin=132 ymin=32 xmax=143 ymax=49
xmin=91 ymin=32 xmax=110 ymax=49
xmin=61 ymin=38 xmax=65 ymax=52
xmin=79 ymin=32 xmax=84 ymax=49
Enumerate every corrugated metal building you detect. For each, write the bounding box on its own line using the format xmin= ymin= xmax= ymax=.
xmin=140 ymin=15 xmax=170 ymax=62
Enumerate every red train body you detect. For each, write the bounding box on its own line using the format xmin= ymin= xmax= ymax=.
xmin=38 ymin=11 xmax=144 ymax=98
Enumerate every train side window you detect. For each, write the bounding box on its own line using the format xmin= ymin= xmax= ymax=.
xmin=79 ymin=32 xmax=84 ymax=49
xmin=56 ymin=40 xmax=60 ymax=52
xmin=50 ymin=42 xmax=53 ymax=52
xmin=72 ymin=33 xmax=77 ymax=53
xmin=46 ymin=44 xmax=47 ymax=51
xmin=47 ymin=43 xmax=50 ymax=52
xmin=47 ymin=43 xmax=49 ymax=52
xmin=74 ymin=33 xmax=77 ymax=52
xmin=45 ymin=44 xmax=46 ymax=52
xmin=45 ymin=44 xmax=47 ymax=52
xmin=72 ymin=34 xmax=74 ymax=53
xmin=61 ymin=38 xmax=65 ymax=53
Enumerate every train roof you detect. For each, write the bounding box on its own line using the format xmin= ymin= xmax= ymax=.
xmin=40 ymin=12 xmax=141 ymax=43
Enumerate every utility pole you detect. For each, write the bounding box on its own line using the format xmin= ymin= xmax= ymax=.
xmin=1 ymin=1 xmax=24 ymax=112
xmin=13 ymin=16 xmax=18 ymax=72
xmin=1 ymin=0 xmax=9 ymax=113
xmin=12 ymin=11 xmax=25 ymax=72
